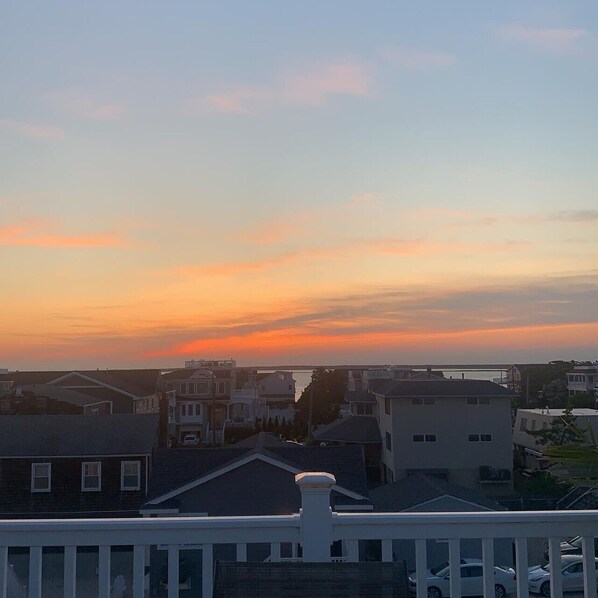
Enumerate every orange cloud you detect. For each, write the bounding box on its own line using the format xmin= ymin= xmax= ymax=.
xmin=147 ymin=321 xmax=598 ymax=361
xmin=199 ymin=61 xmax=372 ymax=114
xmin=0 ymin=222 xmax=127 ymax=248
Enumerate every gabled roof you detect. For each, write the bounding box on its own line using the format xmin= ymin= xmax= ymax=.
xmin=0 ymin=385 xmax=110 ymax=407
xmin=369 ymin=474 xmax=505 ymax=512
xmin=0 ymin=414 xmax=159 ymax=457
xmin=147 ymin=445 xmax=369 ymax=505
xmin=0 ymin=369 xmax=161 ymax=398
xmin=370 ymin=378 xmax=515 ymax=398
xmin=313 ymin=416 xmax=381 ymax=444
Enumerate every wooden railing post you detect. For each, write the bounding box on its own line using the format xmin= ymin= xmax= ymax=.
xmin=295 ymin=472 xmax=335 ymax=562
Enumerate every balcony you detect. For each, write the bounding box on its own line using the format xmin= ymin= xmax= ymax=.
xmin=2 ymin=472 xmax=598 ymax=597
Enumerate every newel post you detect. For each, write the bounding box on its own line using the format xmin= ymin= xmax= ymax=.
xmin=295 ymin=471 xmax=335 ymax=562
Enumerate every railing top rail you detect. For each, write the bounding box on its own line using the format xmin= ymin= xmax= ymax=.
xmin=0 ymin=514 xmax=302 ymax=547
xmin=332 ymin=510 xmax=598 ymax=541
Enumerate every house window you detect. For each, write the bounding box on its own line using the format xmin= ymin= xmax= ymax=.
xmin=423 ymin=398 xmax=435 ymax=405
xmin=121 ymin=461 xmax=141 ymax=491
xmin=520 ymin=418 xmax=527 ymax=431
xmin=385 ymin=397 xmax=391 ymax=415
xmin=385 ymin=431 xmax=392 ymax=452
xmin=480 ymin=434 xmax=492 ymax=442
xmin=467 ymin=397 xmax=478 ymax=405
xmin=197 ymin=381 xmax=208 ymax=395
xmin=469 ymin=434 xmax=480 ymax=442
xmin=365 ymin=404 xmax=373 ymax=415
xmin=217 ymin=381 xmax=225 ymax=394
xmin=412 ymin=398 xmax=423 ymax=405
xmin=31 ymin=463 xmax=51 ymax=492
xmin=82 ymin=462 xmax=101 ymax=491
xmin=413 ymin=434 xmax=437 ymax=443
xmin=530 ymin=420 xmax=536 ymax=431
xmin=180 ymin=382 xmax=187 ymax=395
xmin=478 ymin=397 xmax=490 ymax=404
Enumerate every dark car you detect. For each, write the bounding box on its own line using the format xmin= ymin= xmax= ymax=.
xmin=544 ymin=536 xmax=598 ymax=562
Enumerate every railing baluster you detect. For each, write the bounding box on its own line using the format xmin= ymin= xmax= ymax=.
xmin=132 ymin=545 xmax=145 ymax=598
xmin=167 ymin=545 xmax=179 ymax=598
xmin=236 ymin=543 xmax=247 ymax=562
xmin=582 ymin=536 xmax=596 ymax=597
xmin=448 ymin=538 xmax=461 ymax=598
xmin=381 ymin=539 xmax=393 ymax=562
xmin=63 ymin=546 xmax=77 ymax=598
xmin=514 ymin=537 xmax=528 ymax=598
xmin=98 ymin=545 xmax=110 ymax=598
xmin=0 ymin=546 xmax=7 ymax=598
xmin=482 ymin=538 xmax=494 ymax=598
xmin=202 ymin=544 xmax=213 ymax=598
xmin=28 ymin=546 xmax=42 ymax=598
xmin=270 ymin=542 xmax=281 ymax=562
xmin=548 ymin=537 xmax=563 ymax=598
xmin=415 ymin=539 xmax=427 ymax=598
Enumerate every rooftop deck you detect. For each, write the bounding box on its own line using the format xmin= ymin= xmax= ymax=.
xmin=1 ymin=472 xmax=597 ymax=597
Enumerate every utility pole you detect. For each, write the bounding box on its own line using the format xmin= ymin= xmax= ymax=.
xmin=211 ymin=372 xmax=216 ymax=445
xmin=307 ymin=371 xmax=314 ymax=443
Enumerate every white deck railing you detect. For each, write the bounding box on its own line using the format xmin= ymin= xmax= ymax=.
xmin=1 ymin=471 xmax=598 ymax=598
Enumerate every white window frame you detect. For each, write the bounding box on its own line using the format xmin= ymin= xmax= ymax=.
xmin=31 ymin=463 xmax=51 ymax=493
xmin=81 ymin=461 xmax=102 ymax=492
xmin=121 ymin=461 xmax=141 ymax=491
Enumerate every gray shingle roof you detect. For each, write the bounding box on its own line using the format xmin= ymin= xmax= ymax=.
xmin=313 ymin=416 xmax=381 ymax=444
xmin=232 ymin=432 xmax=290 ymax=449
xmin=369 ymin=474 xmax=505 ymax=512
xmin=1 ymin=385 xmax=109 ymax=407
xmin=147 ymin=444 xmax=369 ymax=502
xmin=0 ymin=369 xmax=161 ymax=397
xmin=0 ymin=414 xmax=159 ymax=457
xmin=370 ymin=378 xmax=515 ymax=398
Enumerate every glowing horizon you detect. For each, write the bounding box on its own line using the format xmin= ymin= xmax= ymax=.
xmin=1 ymin=2 xmax=597 ymax=370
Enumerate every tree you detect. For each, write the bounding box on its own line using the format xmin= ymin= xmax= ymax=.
xmin=538 ymin=413 xmax=598 ymax=485
xmin=527 ymin=407 xmax=584 ymax=446
xmin=295 ymin=368 xmax=346 ymax=429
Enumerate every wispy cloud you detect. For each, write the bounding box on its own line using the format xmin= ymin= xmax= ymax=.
xmin=198 ymin=61 xmax=372 ymax=114
xmin=176 ymin=238 xmax=526 ymax=278
xmin=144 ymin=271 xmax=598 ymax=360
xmin=45 ymin=89 xmax=126 ymax=121
xmin=0 ymin=119 xmax=65 ymax=140
xmin=500 ymin=24 xmax=589 ymax=53
xmin=380 ymin=47 xmax=457 ymax=70
xmin=0 ymin=220 xmax=127 ymax=248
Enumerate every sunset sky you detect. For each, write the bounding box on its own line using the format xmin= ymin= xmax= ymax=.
xmin=1 ymin=1 xmax=597 ymax=369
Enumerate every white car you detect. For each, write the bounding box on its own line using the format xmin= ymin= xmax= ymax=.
xmin=528 ymin=554 xmax=598 ymax=596
xmin=182 ymin=433 xmax=200 ymax=446
xmin=409 ymin=560 xmax=516 ymax=598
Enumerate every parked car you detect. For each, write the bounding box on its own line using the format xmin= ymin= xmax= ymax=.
xmin=543 ymin=536 xmax=598 ymax=561
xmin=529 ymin=554 xmax=598 ymax=596
xmin=408 ymin=560 xmax=516 ymax=598
xmin=182 ymin=434 xmax=200 ymax=446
